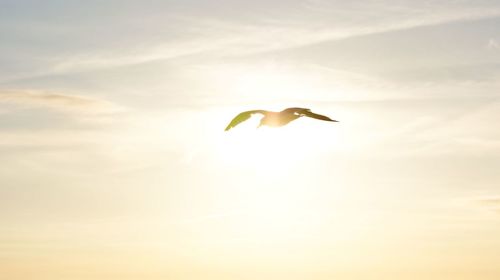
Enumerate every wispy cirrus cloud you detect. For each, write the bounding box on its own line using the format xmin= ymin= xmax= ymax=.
xmin=2 ymin=1 xmax=500 ymax=84
xmin=0 ymin=89 xmax=123 ymax=114
xmin=487 ymin=38 xmax=500 ymax=49
xmin=471 ymin=196 xmax=500 ymax=214
xmin=49 ymin=9 xmax=500 ymax=72
xmin=478 ymin=197 xmax=500 ymax=206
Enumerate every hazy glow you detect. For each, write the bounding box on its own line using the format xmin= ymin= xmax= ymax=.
xmin=2 ymin=1 xmax=500 ymax=280
xmin=217 ymin=124 xmax=338 ymax=166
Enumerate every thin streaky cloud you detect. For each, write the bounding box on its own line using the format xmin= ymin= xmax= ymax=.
xmin=477 ymin=197 xmax=500 ymax=206
xmin=487 ymin=38 xmax=500 ymax=49
xmin=0 ymin=89 xmax=123 ymax=114
xmin=468 ymin=196 xmax=500 ymax=214
xmin=2 ymin=6 xmax=500 ymax=84
xmin=51 ymin=9 xmax=500 ymax=67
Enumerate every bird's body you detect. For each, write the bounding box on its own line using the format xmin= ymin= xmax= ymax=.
xmin=225 ymin=107 xmax=337 ymax=131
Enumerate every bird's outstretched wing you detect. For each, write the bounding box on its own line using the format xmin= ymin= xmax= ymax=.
xmin=303 ymin=110 xmax=338 ymax=122
xmin=281 ymin=107 xmax=311 ymax=114
xmin=224 ymin=110 xmax=267 ymax=131
xmin=282 ymin=107 xmax=337 ymax=122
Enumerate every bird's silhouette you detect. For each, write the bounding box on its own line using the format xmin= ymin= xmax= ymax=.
xmin=225 ymin=107 xmax=338 ymax=131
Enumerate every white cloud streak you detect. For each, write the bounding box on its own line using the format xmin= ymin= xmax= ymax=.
xmin=53 ymin=9 xmax=500 ymax=69
xmin=2 ymin=2 xmax=500 ymax=83
xmin=0 ymin=89 xmax=123 ymax=114
xmin=487 ymin=38 xmax=500 ymax=49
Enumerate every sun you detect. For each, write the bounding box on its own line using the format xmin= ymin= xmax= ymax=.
xmin=191 ymin=115 xmax=347 ymax=249
xmin=213 ymin=113 xmax=342 ymax=172
xmin=216 ymin=125 xmax=304 ymax=171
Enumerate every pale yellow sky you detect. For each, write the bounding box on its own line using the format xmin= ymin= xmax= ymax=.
xmin=1 ymin=1 xmax=500 ymax=279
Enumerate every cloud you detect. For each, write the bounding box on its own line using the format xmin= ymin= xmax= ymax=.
xmin=452 ymin=196 xmax=500 ymax=210
xmin=56 ymin=9 xmax=500 ymax=69
xmin=475 ymin=197 xmax=500 ymax=213
xmin=487 ymin=38 xmax=499 ymax=49
xmin=477 ymin=197 xmax=500 ymax=205
xmin=0 ymin=89 xmax=123 ymax=114
xmin=3 ymin=2 xmax=500 ymax=83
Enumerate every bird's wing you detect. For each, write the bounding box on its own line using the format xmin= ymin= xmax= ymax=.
xmin=303 ymin=110 xmax=338 ymax=122
xmin=224 ymin=110 xmax=267 ymax=131
xmin=281 ymin=107 xmax=311 ymax=114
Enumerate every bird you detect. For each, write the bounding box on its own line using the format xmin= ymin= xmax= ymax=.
xmin=225 ymin=107 xmax=338 ymax=131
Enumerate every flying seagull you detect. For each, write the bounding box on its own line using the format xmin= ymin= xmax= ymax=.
xmin=225 ymin=107 xmax=338 ymax=131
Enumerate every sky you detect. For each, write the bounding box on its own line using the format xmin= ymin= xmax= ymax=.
xmin=1 ymin=0 xmax=500 ymax=279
